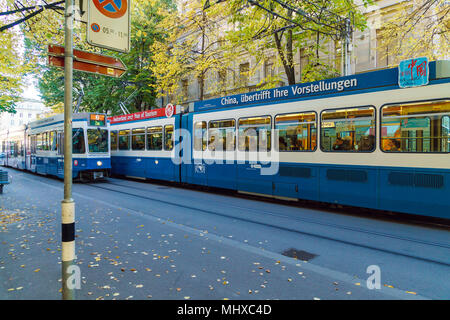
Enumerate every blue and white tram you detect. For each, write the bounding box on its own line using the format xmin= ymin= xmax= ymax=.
xmin=109 ymin=108 xmax=180 ymax=182
xmin=0 ymin=112 xmax=111 ymax=181
xmin=0 ymin=125 xmax=27 ymax=170
xmin=110 ymin=60 xmax=450 ymax=220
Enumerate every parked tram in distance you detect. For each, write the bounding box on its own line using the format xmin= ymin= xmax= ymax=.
xmin=0 ymin=112 xmax=111 ymax=181
xmin=112 ymin=59 xmax=449 ymax=220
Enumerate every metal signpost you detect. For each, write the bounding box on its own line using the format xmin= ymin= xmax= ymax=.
xmin=58 ymin=0 xmax=130 ymax=300
xmin=87 ymin=0 xmax=131 ymax=53
xmin=62 ymin=0 xmax=76 ymax=300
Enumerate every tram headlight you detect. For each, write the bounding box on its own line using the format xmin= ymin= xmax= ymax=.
xmin=97 ymin=161 xmax=102 ymax=167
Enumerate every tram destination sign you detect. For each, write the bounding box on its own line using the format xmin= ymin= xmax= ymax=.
xmin=87 ymin=0 xmax=131 ymax=53
xmin=108 ymin=107 xmax=176 ymax=124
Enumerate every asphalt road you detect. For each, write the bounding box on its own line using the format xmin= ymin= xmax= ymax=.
xmin=1 ymin=168 xmax=449 ymax=301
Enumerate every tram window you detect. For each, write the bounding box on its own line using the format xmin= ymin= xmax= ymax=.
xmin=276 ymin=112 xmax=316 ymax=151
xmin=443 ymin=116 xmax=450 ymax=152
xmin=147 ymin=126 xmax=162 ymax=150
xmin=87 ymin=128 xmax=108 ymax=152
xmin=110 ymin=131 xmax=118 ymax=150
xmin=14 ymin=141 xmax=18 ymax=157
xmin=164 ymin=125 xmax=174 ymax=151
xmin=72 ymin=128 xmax=86 ymax=154
xmin=36 ymin=133 xmax=42 ymax=151
xmin=50 ymin=131 xmax=57 ymax=151
xmin=31 ymin=135 xmax=35 ymax=154
xmin=238 ymin=116 xmax=271 ymax=152
xmin=194 ymin=121 xmax=207 ymax=151
xmin=57 ymin=132 xmax=64 ymax=155
xmin=321 ymin=107 xmax=375 ymax=152
xmin=381 ymin=100 xmax=450 ymax=153
xmin=42 ymin=132 xmax=49 ymax=151
xmin=208 ymin=119 xmax=236 ymax=151
xmin=119 ymin=130 xmax=130 ymax=150
xmin=132 ymin=128 xmax=145 ymax=150
xmin=45 ymin=132 xmax=50 ymax=151
xmin=42 ymin=133 xmax=47 ymax=151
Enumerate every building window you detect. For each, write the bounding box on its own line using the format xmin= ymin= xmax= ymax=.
xmin=239 ymin=62 xmax=249 ymax=87
xmin=181 ymin=79 xmax=188 ymax=100
xmin=264 ymin=58 xmax=275 ymax=80
xmin=300 ymin=48 xmax=312 ymax=81
xmin=376 ymin=28 xmax=399 ymax=68
xmin=218 ymin=69 xmax=227 ymax=86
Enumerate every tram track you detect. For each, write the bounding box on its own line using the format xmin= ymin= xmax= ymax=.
xmin=83 ymin=180 xmax=450 ymax=267
xmin=94 ymin=180 xmax=450 ymax=249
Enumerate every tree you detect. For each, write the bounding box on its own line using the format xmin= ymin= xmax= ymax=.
xmin=2 ymin=0 xmax=174 ymax=115
xmin=0 ymin=28 xmax=22 ymax=113
xmin=151 ymin=0 xmax=234 ymax=102
xmin=0 ymin=0 xmax=32 ymax=113
xmin=377 ymin=0 xmax=449 ymax=64
xmin=223 ymin=0 xmax=371 ymax=85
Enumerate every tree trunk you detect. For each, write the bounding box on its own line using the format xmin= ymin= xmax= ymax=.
xmin=274 ymin=32 xmax=296 ymax=85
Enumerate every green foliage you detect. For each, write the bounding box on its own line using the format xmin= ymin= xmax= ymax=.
xmin=151 ymin=0 xmax=234 ymax=102
xmin=14 ymin=0 xmax=174 ymax=115
xmin=378 ymin=0 xmax=449 ymax=65
xmin=0 ymin=1 xmax=26 ymax=114
xmin=223 ymin=0 xmax=372 ymax=85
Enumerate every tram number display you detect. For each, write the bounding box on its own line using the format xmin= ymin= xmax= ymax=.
xmin=90 ymin=114 xmax=106 ymax=126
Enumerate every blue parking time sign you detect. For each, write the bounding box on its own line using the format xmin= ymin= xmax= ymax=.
xmin=398 ymin=57 xmax=429 ymax=88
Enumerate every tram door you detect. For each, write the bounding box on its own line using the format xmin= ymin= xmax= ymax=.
xmin=180 ymin=113 xmax=191 ymax=184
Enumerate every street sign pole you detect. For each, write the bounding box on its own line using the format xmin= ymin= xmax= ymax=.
xmin=62 ymin=0 xmax=76 ymax=300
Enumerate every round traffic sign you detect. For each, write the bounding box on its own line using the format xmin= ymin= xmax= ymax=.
xmin=93 ymin=0 xmax=128 ymax=19
xmin=91 ymin=23 xmax=100 ymax=32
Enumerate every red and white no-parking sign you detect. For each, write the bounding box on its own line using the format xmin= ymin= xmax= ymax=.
xmin=87 ymin=0 xmax=130 ymax=53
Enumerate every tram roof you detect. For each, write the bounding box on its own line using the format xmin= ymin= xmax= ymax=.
xmin=27 ymin=112 xmax=104 ymax=129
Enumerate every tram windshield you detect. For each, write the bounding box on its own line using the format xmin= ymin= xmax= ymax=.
xmin=72 ymin=128 xmax=86 ymax=154
xmin=87 ymin=128 xmax=109 ymax=153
